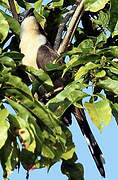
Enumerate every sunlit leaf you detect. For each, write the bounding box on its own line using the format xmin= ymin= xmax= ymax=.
xmin=84 ymin=99 xmax=112 ymax=132
xmin=47 ymin=82 xmax=88 ymax=117
xmin=98 ymin=10 xmax=109 ymax=29
xmin=85 ymin=0 xmax=109 ymax=12
xmin=0 ymin=56 xmax=16 ymax=68
xmin=95 ymin=70 xmax=106 ymax=78
xmin=0 ymin=9 xmax=20 ymax=36
xmin=0 ymin=109 xmax=9 ymax=149
xmin=112 ymin=21 xmax=118 ymax=37
xmin=0 ymin=12 xmax=9 ymax=42
xmin=0 ymin=0 xmax=9 ymax=9
xmin=75 ymin=62 xmax=100 ymax=81
xmin=97 ymin=78 xmax=118 ymax=95
xmin=77 ymin=39 xmax=94 ymax=54
xmin=52 ymin=0 xmax=64 ymax=7
xmin=106 ymin=66 xmax=118 ymax=75
xmin=63 ymin=54 xmax=100 ymax=76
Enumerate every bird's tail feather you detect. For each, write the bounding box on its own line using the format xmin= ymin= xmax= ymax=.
xmin=72 ymin=107 xmax=105 ymax=178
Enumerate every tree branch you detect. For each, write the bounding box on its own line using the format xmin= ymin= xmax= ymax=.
xmin=8 ymin=0 xmax=18 ymax=20
xmin=53 ymin=3 xmax=78 ymax=51
xmin=58 ymin=0 xmax=85 ymax=54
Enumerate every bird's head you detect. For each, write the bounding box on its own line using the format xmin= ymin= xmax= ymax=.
xmin=18 ymin=8 xmax=34 ymax=24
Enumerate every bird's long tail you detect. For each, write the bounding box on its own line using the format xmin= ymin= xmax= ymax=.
xmin=72 ymin=106 xmax=105 ymax=178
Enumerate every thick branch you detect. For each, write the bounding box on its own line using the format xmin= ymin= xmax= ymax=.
xmin=8 ymin=0 xmax=18 ymax=20
xmin=58 ymin=0 xmax=85 ymax=54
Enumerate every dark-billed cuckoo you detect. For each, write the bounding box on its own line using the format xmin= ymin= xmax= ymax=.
xmin=18 ymin=8 xmax=105 ymax=177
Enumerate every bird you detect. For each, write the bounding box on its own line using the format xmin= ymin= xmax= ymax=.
xmin=18 ymin=8 xmax=105 ymax=177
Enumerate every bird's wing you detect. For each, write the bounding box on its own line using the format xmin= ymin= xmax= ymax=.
xmin=36 ymin=42 xmax=59 ymax=71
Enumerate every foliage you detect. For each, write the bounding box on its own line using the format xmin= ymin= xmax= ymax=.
xmin=0 ymin=0 xmax=118 ymax=179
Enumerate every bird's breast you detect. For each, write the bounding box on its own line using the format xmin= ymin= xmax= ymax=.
xmin=19 ymin=33 xmax=47 ymax=69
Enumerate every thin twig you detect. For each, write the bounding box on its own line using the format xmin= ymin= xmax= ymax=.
xmin=58 ymin=0 xmax=85 ymax=54
xmin=8 ymin=0 xmax=18 ymax=20
xmin=45 ymin=86 xmax=64 ymax=99
xmin=53 ymin=3 xmax=78 ymax=51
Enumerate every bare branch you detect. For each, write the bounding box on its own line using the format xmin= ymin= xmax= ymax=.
xmin=53 ymin=3 xmax=78 ymax=51
xmin=58 ymin=0 xmax=85 ymax=54
xmin=8 ymin=0 xmax=18 ymax=20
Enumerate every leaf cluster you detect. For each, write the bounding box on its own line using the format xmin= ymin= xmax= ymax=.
xmin=0 ymin=0 xmax=118 ymax=180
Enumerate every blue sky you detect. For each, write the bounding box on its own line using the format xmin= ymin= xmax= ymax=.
xmin=0 ymin=0 xmax=118 ymax=179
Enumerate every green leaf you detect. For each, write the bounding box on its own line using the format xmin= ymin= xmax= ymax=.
xmin=3 ymin=51 xmax=24 ymax=60
xmin=63 ymin=54 xmax=100 ymax=76
xmin=0 ymin=134 xmax=19 ymax=179
xmin=4 ymin=74 xmax=33 ymax=99
xmin=61 ymin=126 xmax=75 ymax=160
xmin=26 ymin=66 xmax=53 ymax=91
xmin=20 ymin=149 xmax=39 ymax=171
xmin=52 ymin=0 xmax=64 ymax=7
xmin=97 ymin=78 xmax=118 ymax=95
xmin=4 ymin=87 xmax=62 ymax=135
xmin=0 ymin=56 xmax=16 ymax=68
xmin=15 ymin=0 xmax=32 ymax=9
xmin=0 ymin=0 xmax=9 ymax=9
xmin=0 ymin=9 xmax=20 ymax=36
xmin=61 ymin=146 xmax=75 ymax=160
xmin=109 ymin=46 xmax=118 ymax=58
xmin=9 ymin=114 xmax=36 ymax=152
xmin=61 ymin=160 xmax=84 ymax=180
xmin=109 ymin=0 xmax=118 ymax=33
xmin=47 ymin=82 xmax=88 ymax=117
xmin=7 ymin=98 xmax=43 ymax=153
xmin=85 ymin=0 xmax=109 ymax=12
xmin=25 ymin=0 xmax=39 ymax=2
xmin=112 ymin=21 xmax=118 ymax=37
xmin=0 ymin=109 xmax=9 ymax=149
xmin=75 ymin=62 xmax=100 ymax=81
xmin=96 ymin=32 xmax=108 ymax=46
xmin=42 ymin=144 xmax=55 ymax=159
xmin=84 ymin=99 xmax=112 ymax=132
xmin=77 ymin=39 xmax=94 ymax=54
xmin=34 ymin=9 xmax=46 ymax=28
xmin=106 ymin=66 xmax=118 ymax=75
xmin=95 ymin=70 xmax=106 ymax=78
xmin=98 ymin=10 xmax=109 ymax=29
xmin=110 ymin=103 xmax=118 ymax=124
xmin=0 ymin=12 xmax=9 ymax=42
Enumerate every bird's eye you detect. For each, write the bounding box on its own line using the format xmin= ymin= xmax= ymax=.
xmin=18 ymin=16 xmax=24 ymax=23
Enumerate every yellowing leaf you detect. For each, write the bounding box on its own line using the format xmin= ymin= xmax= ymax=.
xmin=84 ymin=99 xmax=112 ymax=132
xmin=61 ymin=147 xmax=75 ymax=160
xmin=0 ymin=109 xmax=10 ymax=149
